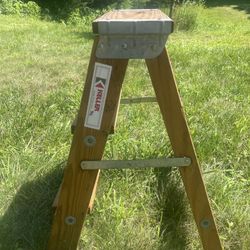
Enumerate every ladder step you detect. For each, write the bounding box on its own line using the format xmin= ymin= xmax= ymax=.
xmin=80 ymin=157 xmax=191 ymax=170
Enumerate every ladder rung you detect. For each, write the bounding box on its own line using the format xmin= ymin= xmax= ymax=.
xmin=80 ymin=157 xmax=191 ymax=170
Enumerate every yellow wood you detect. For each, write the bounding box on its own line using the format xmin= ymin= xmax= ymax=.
xmin=146 ymin=48 xmax=222 ymax=250
xmin=48 ymin=35 xmax=222 ymax=250
xmin=87 ymin=170 xmax=99 ymax=213
xmin=52 ymin=176 xmax=98 ymax=214
xmin=48 ymin=38 xmax=128 ymax=249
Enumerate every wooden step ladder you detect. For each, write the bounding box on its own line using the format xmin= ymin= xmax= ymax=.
xmin=48 ymin=9 xmax=222 ymax=250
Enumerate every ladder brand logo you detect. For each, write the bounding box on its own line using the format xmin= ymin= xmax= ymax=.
xmin=84 ymin=63 xmax=112 ymax=130
xmin=93 ymin=77 xmax=106 ymax=113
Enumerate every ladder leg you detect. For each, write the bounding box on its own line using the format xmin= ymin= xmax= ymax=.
xmin=145 ymin=49 xmax=222 ymax=250
xmin=48 ymin=38 xmax=129 ymax=249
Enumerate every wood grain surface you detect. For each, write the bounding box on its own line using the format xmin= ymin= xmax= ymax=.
xmin=48 ymin=38 xmax=222 ymax=250
xmin=48 ymin=38 xmax=129 ymax=249
xmin=146 ymin=49 xmax=222 ymax=250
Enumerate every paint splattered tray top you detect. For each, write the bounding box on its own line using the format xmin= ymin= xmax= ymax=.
xmin=92 ymin=9 xmax=173 ymax=35
xmin=94 ymin=9 xmax=170 ymax=21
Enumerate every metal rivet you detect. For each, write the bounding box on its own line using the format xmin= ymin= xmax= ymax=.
xmin=84 ymin=135 xmax=96 ymax=147
xmin=99 ymin=43 xmax=104 ymax=49
xmin=80 ymin=161 xmax=85 ymax=170
xmin=122 ymin=43 xmax=128 ymax=49
xmin=65 ymin=216 xmax=76 ymax=225
xmin=200 ymin=219 xmax=211 ymax=229
xmin=184 ymin=157 xmax=191 ymax=165
xmin=151 ymin=44 xmax=157 ymax=51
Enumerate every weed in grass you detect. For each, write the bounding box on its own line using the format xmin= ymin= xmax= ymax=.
xmin=173 ymin=1 xmax=205 ymax=31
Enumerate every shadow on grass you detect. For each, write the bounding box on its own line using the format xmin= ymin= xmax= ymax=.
xmin=0 ymin=162 xmax=64 ymax=250
xmin=155 ymin=168 xmax=189 ymax=250
xmin=0 ymin=163 xmax=189 ymax=249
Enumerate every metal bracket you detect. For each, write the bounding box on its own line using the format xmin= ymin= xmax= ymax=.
xmin=96 ymin=34 xmax=169 ymax=59
xmin=92 ymin=9 xmax=173 ymax=59
xmin=81 ymin=157 xmax=191 ymax=170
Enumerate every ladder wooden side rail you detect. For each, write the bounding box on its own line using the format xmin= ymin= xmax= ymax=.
xmin=48 ymin=38 xmax=129 ymax=249
xmin=146 ymin=49 xmax=222 ymax=249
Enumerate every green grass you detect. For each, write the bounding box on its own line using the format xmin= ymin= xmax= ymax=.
xmin=0 ymin=3 xmax=250 ymax=250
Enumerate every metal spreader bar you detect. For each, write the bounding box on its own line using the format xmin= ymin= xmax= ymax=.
xmin=80 ymin=157 xmax=191 ymax=170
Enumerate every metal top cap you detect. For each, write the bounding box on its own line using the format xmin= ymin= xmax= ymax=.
xmin=92 ymin=9 xmax=173 ymax=35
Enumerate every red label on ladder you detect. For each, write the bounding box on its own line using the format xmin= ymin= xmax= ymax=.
xmin=84 ymin=63 xmax=112 ymax=130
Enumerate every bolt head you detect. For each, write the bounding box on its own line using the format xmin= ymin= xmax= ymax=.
xmin=200 ymin=219 xmax=211 ymax=229
xmin=84 ymin=135 xmax=96 ymax=147
xmin=65 ymin=216 xmax=76 ymax=225
xmin=151 ymin=44 xmax=157 ymax=51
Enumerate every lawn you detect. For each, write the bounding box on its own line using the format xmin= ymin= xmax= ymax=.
xmin=0 ymin=2 xmax=249 ymax=250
